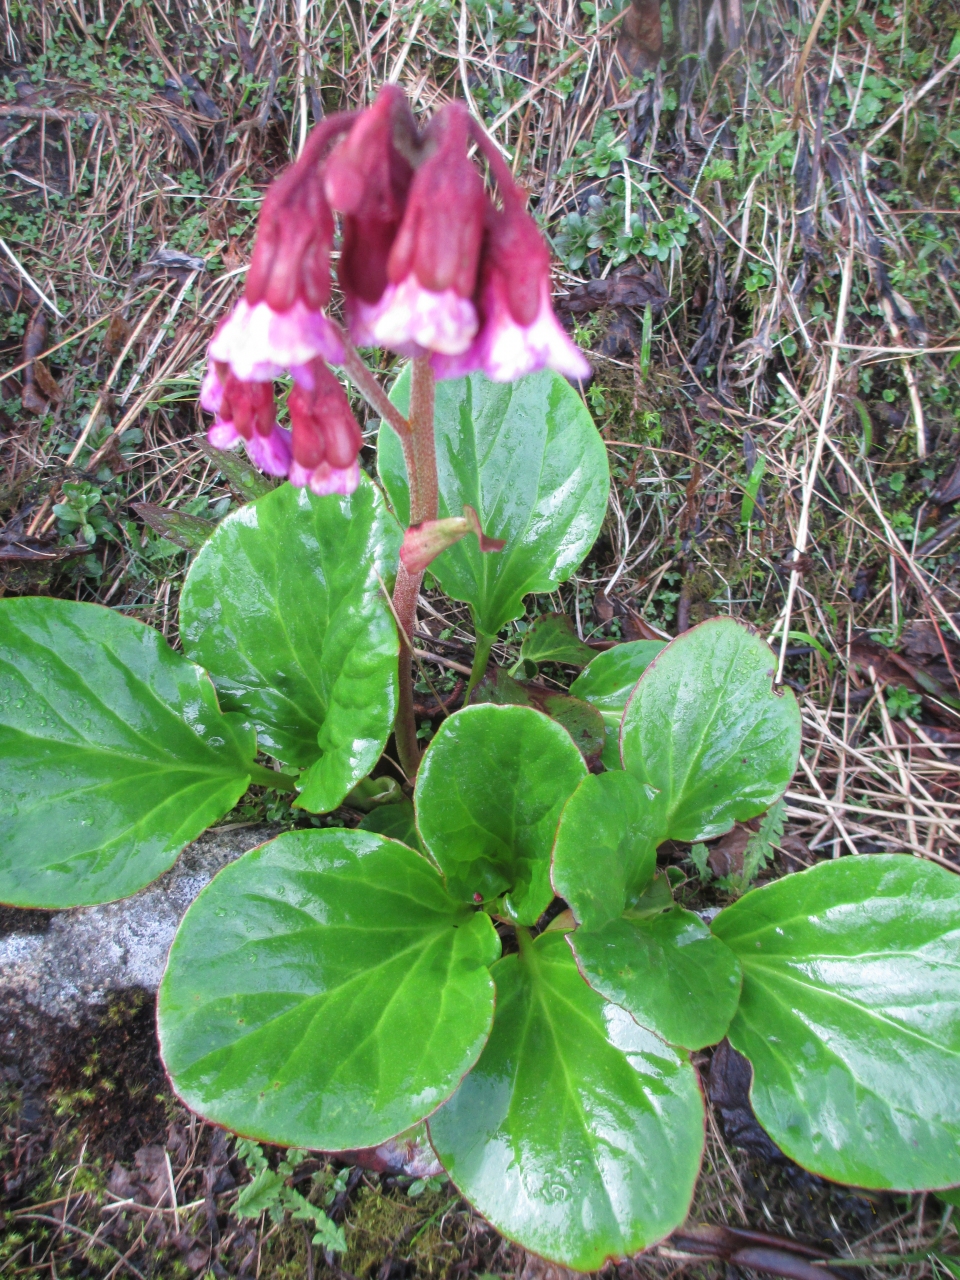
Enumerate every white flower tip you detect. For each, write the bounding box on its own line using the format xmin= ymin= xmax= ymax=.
xmin=370 ymin=277 xmax=478 ymax=356
xmin=209 ymin=298 xmax=343 ymax=381
xmin=288 ymin=459 xmax=360 ymax=496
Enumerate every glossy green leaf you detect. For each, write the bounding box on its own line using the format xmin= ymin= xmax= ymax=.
xmin=159 ymin=828 xmax=499 ymax=1151
xmin=429 ymin=932 xmax=703 ymax=1269
xmin=620 ymin=619 xmax=801 ymax=841
xmin=552 ymin=774 xmax=741 ymax=1048
xmin=713 ymin=854 xmax=960 ymax=1190
xmin=358 ymin=799 xmax=427 ymax=857
xmin=0 ymin=597 xmax=256 ymax=908
xmin=471 ymin=668 xmax=605 ymax=763
xmin=570 ymin=908 xmax=742 ymax=1051
xmin=519 ymin=614 xmax=596 ymax=669
xmin=551 ymin=772 xmax=659 ymax=929
xmin=569 ymin=641 xmax=665 ymax=767
xmin=380 ymin=369 xmax=609 ymax=636
xmin=179 ymin=477 xmax=401 ymax=813
xmin=415 ymin=704 xmax=586 ymax=924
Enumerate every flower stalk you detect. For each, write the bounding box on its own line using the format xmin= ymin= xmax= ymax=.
xmin=392 ymin=357 xmax=438 ymax=778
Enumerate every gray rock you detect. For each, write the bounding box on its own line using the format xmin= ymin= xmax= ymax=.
xmin=0 ymin=824 xmax=278 ymax=1025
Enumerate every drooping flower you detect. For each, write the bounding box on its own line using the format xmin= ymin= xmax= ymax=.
xmin=361 ymin=102 xmax=486 ymax=357
xmin=286 ymin=359 xmax=364 ymax=496
xmin=208 ymin=298 xmax=344 ymax=383
xmin=324 ymin=86 xmax=418 ymax=345
xmin=431 ymin=192 xmax=591 ymax=384
xmin=201 ymin=363 xmax=293 ymax=477
xmin=211 ymin=113 xmax=352 ymax=384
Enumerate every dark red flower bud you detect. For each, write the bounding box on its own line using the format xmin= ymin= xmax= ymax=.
xmin=245 ymin=113 xmax=353 ymax=314
xmin=487 ymin=194 xmax=551 ymax=328
xmin=352 ymin=102 xmax=487 ymax=357
xmin=387 ymin=103 xmax=485 ymax=300
xmin=217 ymin=366 xmax=277 ymax=440
xmin=287 ymin=360 xmax=364 ymax=496
xmin=324 ymin=85 xmax=417 ymax=306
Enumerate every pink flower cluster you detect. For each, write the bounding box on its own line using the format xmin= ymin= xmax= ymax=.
xmin=203 ymin=89 xmax=590 ymax=494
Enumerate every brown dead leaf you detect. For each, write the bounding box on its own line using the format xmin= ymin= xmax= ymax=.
xmin=133 ymin=1144 xmax=171 ymax=1207
xmin=612 ymin=0 xmax=663 ymax=79
xmin=103 ymin=311 xmax=132 ymax=354
xmin=778 ymin=833 xmax=811 ymax=868
xmin=559 ymin=264 xmax=667 ymax=316
xmin=31 ymin=359 xmax=62 ymax=403
xmin=707 ymin=825 xmax=751 ymax=877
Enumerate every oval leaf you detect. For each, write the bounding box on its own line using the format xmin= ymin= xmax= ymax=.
xmin=159 ymin=828 xmax=499 ymax=1151
xmin=179 ymin=478 xmax=401 ymax=813
xmin=0 ymin=597 xmax=256 ymax=908
xmin=415 ymin=704 xmax=586 ymax=924
xmin=519 ymin=614 xmax=597 ymax=668
xmin=570 ymin=909 xmax=742 ymax=1051
xmin=380 ymin=369 xmax=609 ymax=637
xmin=551 ymin=771 xmax=659 ymax=930
xmin=712 ymin=854 xmax=960 ymax=1189
xmin=620 ymin=619 xmax=801 ymax=841
xmin=429 ymin=932 xmax=704 ymax=1270
xmin=569 ymin=640 xmax=666 ymax=768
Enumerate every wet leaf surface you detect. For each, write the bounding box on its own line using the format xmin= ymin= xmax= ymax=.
xmin=429 ymin=932 xmax=703 ymax=1269
xmin=179 ymin=478 xmax=401 ymax=812
xmin=0 ymin=597 xmax=256 ymax=908
xmin=713 ymin=854 xmax=960 ymax=1189
xmin=159 ymin=829 xmax=499 ymax=1151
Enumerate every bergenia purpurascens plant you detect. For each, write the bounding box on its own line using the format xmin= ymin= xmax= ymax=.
xmin=2 ymin=85 xmax=959 ymax=1272
xmin=201 ymin=86 xmax=588 ymax=774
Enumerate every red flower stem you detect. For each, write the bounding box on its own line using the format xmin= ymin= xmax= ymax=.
xmin=393 ymin=358 xmax=438 ymax=780
xmin=338 ymin=334 xmax=411 ymax=437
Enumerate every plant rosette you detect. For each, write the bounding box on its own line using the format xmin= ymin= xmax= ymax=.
xmin=154 ymin=620 xmax=960 ymax=1268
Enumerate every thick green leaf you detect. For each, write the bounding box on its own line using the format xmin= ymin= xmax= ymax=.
xmin=429 ymin=932 xmax=703 ymax=1269
xmin=471 ymin=668 xmax=605 ymax=762
xmin=620 ymin=619 xmax=801 ymax=841
xmin=415 ymin=704 xmax=586 ymax=924
xmin=519 ymin=614 xmax=596 ymax=669
xmin=713 ymin=854 xmax=960 ymax=1190
xmin=570 ymin=908 xmax=742 ymax=1051
xmin=552 ymin=773 xmax=740 ymax=1048
xmin=569 ymin=641 xmax=665 ymax=767
xmin=551 ymin=772 xmax=659 ymax=929
xmin=380 ymin=369 xmax=609 ymax=636
xmin=159 ymin=828 xmax=499 ymax=1151
xmin=358 ymin=799 xmax=426 ymax=856
xmin=179 ymin=477 xmax=401 ymax=813
xmin=0 ymin=598 xmax=256 ymax=908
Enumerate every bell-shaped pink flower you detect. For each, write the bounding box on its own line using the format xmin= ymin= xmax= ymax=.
xmin=208 ymin=298 xmax=344 ymax=383
xmin=201 ymin=363 xmax=293 ymax=477
xmin=363 ymin=103 xmax=485 ymax=356
xmin=431 ymin=197 xmax=590 ymax=383
xmin=324 ymin=86 xmax=418 ymax=341
xmin=209 ymin=114 xmax=352 ymax=384
xmin=287 ymin=359 xmax=364 ymax=496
